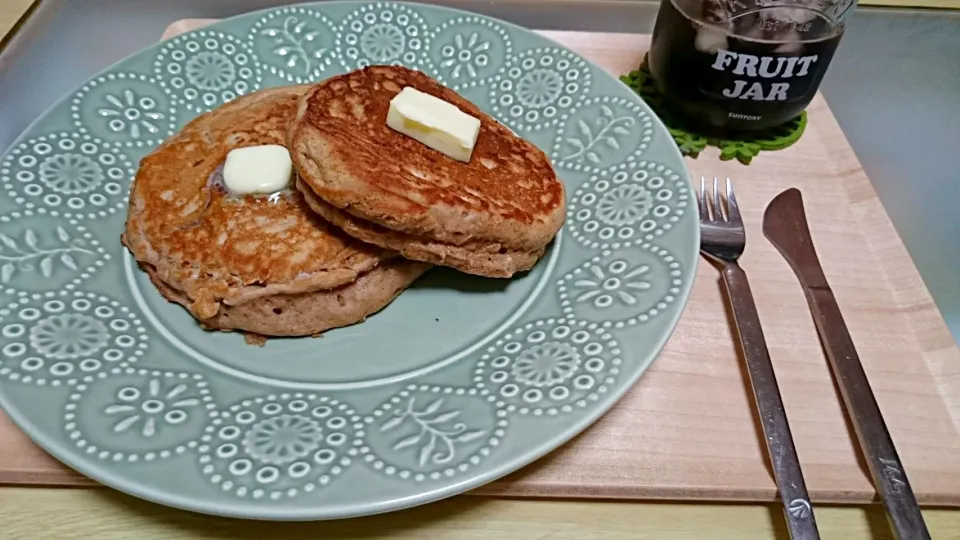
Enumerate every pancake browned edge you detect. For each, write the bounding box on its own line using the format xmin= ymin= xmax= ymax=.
xmin=122 ymin=85 xmax=430 ymax=343
xmin=289 ymin=66 xmax=566 ymax=278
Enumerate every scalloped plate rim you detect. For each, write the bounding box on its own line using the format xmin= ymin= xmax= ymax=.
xmin=0 ymin=1 xmax=699 ymax=520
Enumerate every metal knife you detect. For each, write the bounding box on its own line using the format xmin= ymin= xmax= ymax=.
xmin=762 ymin=188 xmax=930 ymax=540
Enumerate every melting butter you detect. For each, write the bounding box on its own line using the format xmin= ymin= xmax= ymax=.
xmin=222 ymin=144 xmax=293 ymax=196
xmin=386 ymin=87 xmax=481 ymax=163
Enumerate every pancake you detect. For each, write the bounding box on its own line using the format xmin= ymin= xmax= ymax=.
xmin=123 ymin=85 xmax=429 ymax=338
xmin=296 ymin=179 xmax=544 ymax=275
xmin=141 ymin=258 xmax=427 ymax=338
xmin=289 ymin=66 xmax=565 ymax=278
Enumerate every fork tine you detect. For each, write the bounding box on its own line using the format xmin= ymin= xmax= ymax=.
xmin=713 ymin=176 xmax=725 ymax=222
xmin=725 ymin=177 xmax=742 ymax=223
xmin=698 ymin=176 xmax=709 ymax=221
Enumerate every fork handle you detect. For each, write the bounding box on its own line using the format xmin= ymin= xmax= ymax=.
xmin=721 ymin=263 xmax=820 ymax=540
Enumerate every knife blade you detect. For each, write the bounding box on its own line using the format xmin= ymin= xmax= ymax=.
xmin=762 ymin=188 xmax=930 ymax=540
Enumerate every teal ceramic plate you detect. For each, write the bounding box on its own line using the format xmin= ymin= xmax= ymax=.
xmin=0 ymin=2 xmax=696 ymax=520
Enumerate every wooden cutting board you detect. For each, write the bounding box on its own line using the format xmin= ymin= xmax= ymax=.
xmin=2 ymin=20 xmax=959 ymax=505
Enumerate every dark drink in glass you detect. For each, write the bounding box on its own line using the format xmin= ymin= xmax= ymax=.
xmin=649 ymin=0 xmax=853 ymax=133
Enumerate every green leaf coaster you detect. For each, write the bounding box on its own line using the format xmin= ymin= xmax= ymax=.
xmin=620 ymin=58 xmax=806 ymax=165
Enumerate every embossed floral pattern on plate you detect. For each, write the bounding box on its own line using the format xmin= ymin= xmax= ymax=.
xmin=155 ymin=30 xmax=262 ymax=113
xmin=0 ymin=292 xmax=146 ymax=386
xmin=551 ymin=96 xmax=654 ymax=173
xmin=489 ymin=47 xmax=592 ymax=132
xmin=250 ymin=7 xmax=338 ymax=83
xmin=337 ymin=3 xmax=429 ymax=70
xmin=428 ymin=16 xmax=512 ymax=90
xmin=568 ymin=161 xmax=691 ymax=249
xmin=71 ymin=73 xmax=177 ymax=149
xmin=0 ymin=132 xmax=135 ymax=220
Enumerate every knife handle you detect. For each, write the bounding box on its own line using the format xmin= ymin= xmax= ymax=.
xmin=721 ymin=263 xmax=820 ymax=540
xmin=807 ymin=287 xmax=931 ymax=540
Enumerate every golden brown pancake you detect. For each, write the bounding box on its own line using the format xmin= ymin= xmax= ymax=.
xmin=123 ymin=85 xmax=429 ymax=339
xmin=141 ymin=259 xmax=427 ymax=339
xmin=289 ymin=66 xmax=565 ymax=278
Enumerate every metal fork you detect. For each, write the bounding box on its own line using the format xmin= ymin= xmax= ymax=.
xmin=699 ymin=177 xmax=820 ymax=540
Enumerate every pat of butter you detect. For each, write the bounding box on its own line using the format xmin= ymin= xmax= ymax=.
xmin=222 ymin=145 xmax=293 ymax=196
xmin=386 ymin=87 xmax=481 ymax=163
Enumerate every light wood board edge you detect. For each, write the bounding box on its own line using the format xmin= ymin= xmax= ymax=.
xmin=3 ymin=487 xmax=960 ymax=540
xmin=0 ymin=0 xmax=35 ymax=43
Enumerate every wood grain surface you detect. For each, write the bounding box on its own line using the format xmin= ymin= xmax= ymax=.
xmin=3 ymin=487 xmax=960 ymax=540
xmin=1 ymin=20 xmax=959 ymax=512
xmin=0 ymin=0 xmax=33 ymax=40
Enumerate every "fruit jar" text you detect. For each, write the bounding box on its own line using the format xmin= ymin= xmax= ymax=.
xmin=711 ymin=49 xmax=819 ymax=101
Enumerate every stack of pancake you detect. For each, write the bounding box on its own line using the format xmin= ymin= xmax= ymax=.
xmin=123 ymin=67 xmax=565 ymax=344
